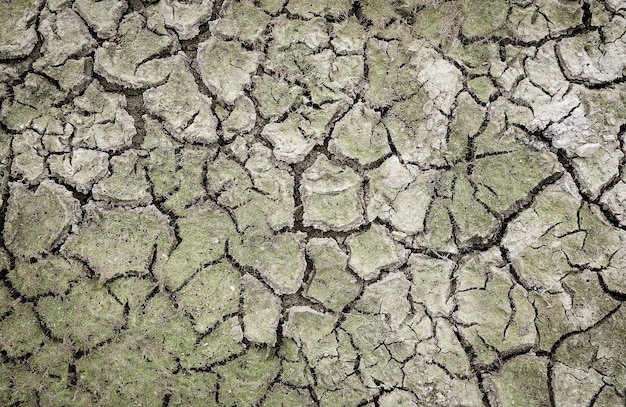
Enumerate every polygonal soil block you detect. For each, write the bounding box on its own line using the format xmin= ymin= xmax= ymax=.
xmin=4 ymin=181 xmax=80 ymax=258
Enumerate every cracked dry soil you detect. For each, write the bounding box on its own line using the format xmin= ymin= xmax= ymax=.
xmin=1 ymin=0 xmax=626 ymax=405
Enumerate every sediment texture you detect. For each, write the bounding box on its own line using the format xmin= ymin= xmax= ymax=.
xmin=1 ymin=0 xmax=626 ymax=405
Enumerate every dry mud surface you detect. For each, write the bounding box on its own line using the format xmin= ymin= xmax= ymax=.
xmin=1 ymin=0 xmax=626 ymax=405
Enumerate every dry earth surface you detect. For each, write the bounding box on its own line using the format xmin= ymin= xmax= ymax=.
xmin=1 ymin=0 xmax=626 ymax=405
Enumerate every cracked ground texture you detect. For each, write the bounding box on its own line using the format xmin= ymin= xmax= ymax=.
xmin=1 ymin=0 xmax=626 ymax=406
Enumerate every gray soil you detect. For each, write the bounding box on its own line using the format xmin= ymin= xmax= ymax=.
xmin=1 ymin=0 xmax=626 ymax=406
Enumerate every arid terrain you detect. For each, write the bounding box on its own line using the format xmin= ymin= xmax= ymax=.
xmin=1 ymin=0 xmax=626 ymax=405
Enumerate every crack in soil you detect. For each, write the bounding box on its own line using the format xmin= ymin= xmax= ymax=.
xmin=0 ymin=0 xmax=625 ymax=405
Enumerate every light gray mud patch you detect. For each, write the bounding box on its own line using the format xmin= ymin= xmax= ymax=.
xmin=1 ymin=1 xmax=626 ymax=406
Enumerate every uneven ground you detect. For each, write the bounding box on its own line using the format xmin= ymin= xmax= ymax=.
xmin=1 ymin=0 xmax=626 ymax=405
